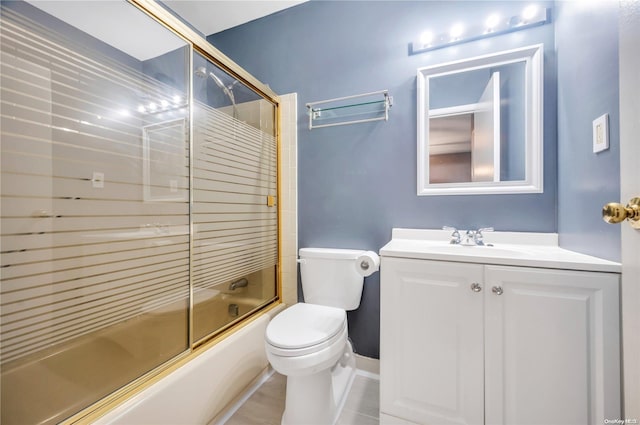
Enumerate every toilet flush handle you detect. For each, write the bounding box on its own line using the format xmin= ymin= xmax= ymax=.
xmin=296 ymin=259 xmax=306 ymax=264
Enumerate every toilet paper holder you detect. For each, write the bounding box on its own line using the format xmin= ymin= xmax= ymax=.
xmin=355 ymin=251 xmax=380 ymax=277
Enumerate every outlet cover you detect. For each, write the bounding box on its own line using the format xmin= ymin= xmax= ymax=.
xmin=593 ymin=113 xmax=609 ymax=153
xmin=92 ymin=172 xmax=104 ymax=188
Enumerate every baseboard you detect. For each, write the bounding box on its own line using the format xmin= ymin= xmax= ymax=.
xmin=355 ymin=354 xmax=380 ymax=379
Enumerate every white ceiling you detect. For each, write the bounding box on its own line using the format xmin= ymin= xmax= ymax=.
xmin=27 ymin=1 xmax=188 ymax=61
xmin=163 ymin=0 xmax=307 ymax=36
xmin=25 ymin=0 xmax=306 ymax=61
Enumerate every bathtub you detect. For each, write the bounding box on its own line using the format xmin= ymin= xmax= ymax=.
xmin=93 ymin=303 xmax=285 ymax=425
xmin=1 ymin=288 xmax=283 ymax=425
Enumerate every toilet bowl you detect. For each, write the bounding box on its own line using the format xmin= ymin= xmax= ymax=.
xmin=265 ymin=304 xmax=355 ymax=425
xmin=266 ymin=303 xmax=348 ymax=375
xmin=264 ymin=248 xmax=379 ymax=425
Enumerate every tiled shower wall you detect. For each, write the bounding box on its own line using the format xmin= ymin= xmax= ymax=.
xmin=279 ymin=92 xmax=298 ymax=305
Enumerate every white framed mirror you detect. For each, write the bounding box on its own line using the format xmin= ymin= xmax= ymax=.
xmin=417 ymin=44 xmax=543 ymax=195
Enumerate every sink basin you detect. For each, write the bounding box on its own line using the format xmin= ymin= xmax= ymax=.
xmin=424 ymin=244 xmax=526 ymax=257
xmin=379 ymin=234 xmax=537 ymax=261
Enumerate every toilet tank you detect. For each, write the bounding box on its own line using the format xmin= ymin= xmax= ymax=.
xmin=299 ymin=248 xmax=365 ymax=311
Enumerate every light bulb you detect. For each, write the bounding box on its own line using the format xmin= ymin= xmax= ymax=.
xmin=485 ymin=14 xmax=500 ymax=31
xmin=420 ymin=31 xmax=434 ymax=46
xmin=450 ymin=23 xmax=464 ymax=40
xmin=522 ymin=4 xmax=539 ymax=21
xmin=160 ymin=99 xmax=169 ymax=108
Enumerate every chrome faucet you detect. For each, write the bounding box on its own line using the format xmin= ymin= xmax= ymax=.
xmin=473 ymin=227 xmax=494 ymax=246
xmin=462 ymin=230 xmax=476 ymax=246
xmin=443 ymin=226 xmax=494 ymax=246
xmin=442 ymin=226 xmax=461 ymax=244
xmin=229 ymin=277 xmax=248 ymax=290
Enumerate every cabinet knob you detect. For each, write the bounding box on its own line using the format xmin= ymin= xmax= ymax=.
xmin=492 ymin=286 xmax=504 ymax=295
xmin=470 ymin=283 xmax=482 ymax=292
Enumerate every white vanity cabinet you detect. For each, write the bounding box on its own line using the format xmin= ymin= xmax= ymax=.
xmin=380 ymin=258 xmax=485 ymax=425
xmin=380 ymin=256 xmax=621 ymax=425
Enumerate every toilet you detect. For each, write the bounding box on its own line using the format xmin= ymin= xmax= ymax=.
xmin=265 ymin=248 xmax=374 ymax=425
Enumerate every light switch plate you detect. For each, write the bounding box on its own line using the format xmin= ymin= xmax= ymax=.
xmin=593 ymin=113 xmax=609 ymax=153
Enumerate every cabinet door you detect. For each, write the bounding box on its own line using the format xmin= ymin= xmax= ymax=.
xmin=484 ymin=266 xmax=620 ymax=425
xmin=380 ymin=258 xmax=484 ymax=425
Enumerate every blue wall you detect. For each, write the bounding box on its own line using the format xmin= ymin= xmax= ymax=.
xmin=209 ymin=0 xmax=558 ymax=358
xmin=555 ymin=1 xmax=620 ymax=262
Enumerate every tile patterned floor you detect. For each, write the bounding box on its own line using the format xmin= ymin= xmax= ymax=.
xmin=224 ymin=371 xmax=380 ymax=425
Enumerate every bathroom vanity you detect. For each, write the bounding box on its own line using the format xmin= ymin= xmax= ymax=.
xmin=379 ymin=228 xmax=621 ymax=425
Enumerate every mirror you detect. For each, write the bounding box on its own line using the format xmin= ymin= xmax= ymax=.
xmin=143 ymin=118 xmax=188 ymax=202
xmin=417 ymin=44 xmax=543 ymax=195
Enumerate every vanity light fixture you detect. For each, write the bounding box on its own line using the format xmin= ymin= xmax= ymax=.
xmin=137 ymin=95 xmax=188 ymax=115
xmin=410 ymin=4 xmax=550 ymax=54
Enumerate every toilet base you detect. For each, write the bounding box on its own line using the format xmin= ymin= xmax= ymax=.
xmin=281 ymin=342 xmax=356 ymax=425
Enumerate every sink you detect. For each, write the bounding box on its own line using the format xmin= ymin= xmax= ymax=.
xmin=379 ymin=228 xmax=622 ymax=273
xmin=423 ymin=244 xmax=526 ymax=257
xmin=379 ymin=230 xmax=540 ymax=262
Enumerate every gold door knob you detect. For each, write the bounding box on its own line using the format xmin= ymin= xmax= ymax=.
xmin=602 ymin=197 xmax=640 ymax=229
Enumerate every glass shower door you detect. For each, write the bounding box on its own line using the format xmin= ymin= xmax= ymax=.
xmin=0 ymin=2 xmax=280 ymax=424
xmin=0 ymin=3 xmax=190 ymax=423
xmin=191 ymin=52 xmax=278 ymax=343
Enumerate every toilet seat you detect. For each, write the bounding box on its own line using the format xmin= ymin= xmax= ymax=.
xmin=266 ymin=303 xmax=347 ymax=357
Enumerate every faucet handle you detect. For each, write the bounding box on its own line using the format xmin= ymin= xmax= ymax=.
xmin=443 ymin=226 xmax=461 ymax=244
xmin=475 ymin=227 xmax=494 ymax=246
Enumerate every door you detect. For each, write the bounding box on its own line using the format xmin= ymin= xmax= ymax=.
xmin=472 ymin=71 xmax=501 ymax=182
xmin=484 ymin=266 xmax=620 ymax=425
xmin=618 ymin=1 xmax=640 ymax=417
xmin=380 ymin=258 xmax=484 ymax=425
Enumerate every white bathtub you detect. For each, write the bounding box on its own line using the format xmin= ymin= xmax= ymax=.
xmin=95 ymin=304 xmax=286 ymax=425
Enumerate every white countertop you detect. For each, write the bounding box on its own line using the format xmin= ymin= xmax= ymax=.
xmin=380 ymin=228 xmax=621 ymax=273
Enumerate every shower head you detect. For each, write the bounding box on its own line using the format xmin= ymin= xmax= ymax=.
xmin=194 ymin=67 xmax=237 ymax=107
xmin=194 ymin=66 xmax=208 ymax=79
xmin=194 ymin=67 xmax=225 ymax=89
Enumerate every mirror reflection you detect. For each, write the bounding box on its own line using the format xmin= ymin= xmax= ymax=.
xmin=417 ymin=44 xmax=543 ymax=195
xmin=429 ymin=61 xmax=526 ymax=184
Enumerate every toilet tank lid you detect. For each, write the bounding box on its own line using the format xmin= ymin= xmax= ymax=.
xmin=299 ymin=247 xmax=365 ymax=259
